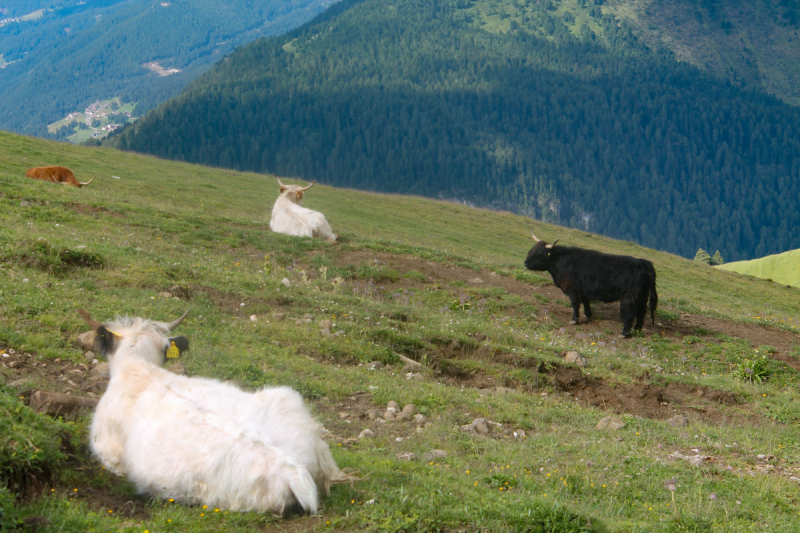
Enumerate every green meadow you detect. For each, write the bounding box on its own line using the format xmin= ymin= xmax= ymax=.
xmin=1 ymin=130 xmax=800 ymax=532
xmin=720 ymin=249 xmax=800 ymax=290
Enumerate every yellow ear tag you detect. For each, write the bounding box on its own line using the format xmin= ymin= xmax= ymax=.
xmin=166 ymin=341 xmax=180 ymax=359
xmin=108 ymin=330 xmax=121 ymax=337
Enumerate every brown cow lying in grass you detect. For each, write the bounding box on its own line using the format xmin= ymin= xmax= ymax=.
xmin=25 ymin=166 xmax=93 ymax=187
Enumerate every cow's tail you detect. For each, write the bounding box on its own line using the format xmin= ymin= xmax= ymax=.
xmin=647 ymin=262 xmax=658 ymax=325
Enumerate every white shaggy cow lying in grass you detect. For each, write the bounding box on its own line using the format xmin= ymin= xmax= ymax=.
xmin=79 ymin=309 xmax=357 ymax=514
xmin=269 ymin=178 xmax=337 ymax=243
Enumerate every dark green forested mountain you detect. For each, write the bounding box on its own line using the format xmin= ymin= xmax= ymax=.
xmin=108 ymin=0 xmax=800 ymax=261
xmin=0 ymin=0 xmax=339 ymax=136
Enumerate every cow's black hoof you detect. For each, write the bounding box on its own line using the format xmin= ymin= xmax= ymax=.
xmin=569 ymin=320 xmax=578 ymax=325
xmin=618 ymin=333 xmax=630 ymax=339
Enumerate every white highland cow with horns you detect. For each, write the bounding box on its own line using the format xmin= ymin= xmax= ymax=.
xmin=79 ymin=309 xmax=359 ymax=514
xmin=269 ymin=178 xmax=337 ymax=243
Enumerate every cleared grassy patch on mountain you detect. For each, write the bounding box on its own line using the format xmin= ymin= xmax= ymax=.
xmin=720 ymin=248 xmax=800 ymax=289
xmin=1 ymin=131 xmax=800 ymax=531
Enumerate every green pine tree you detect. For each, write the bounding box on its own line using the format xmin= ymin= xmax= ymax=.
xmin=711 ymin=250 xmax=724 ymax=265
xmin=694 ymin=248 xmax=712 ymax=265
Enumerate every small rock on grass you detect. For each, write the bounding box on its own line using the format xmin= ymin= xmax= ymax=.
xmin=367 ymin=361 xmax=384 ymax=370
xmin=319 ymin=319 xmax=332 ymax=329
xmin=387 ymin=401 xmax=400 ymax=411
xmin=84 ymin=351 xmax=96 ymax=364
xmin=413 ymin=414 xmax=428 ymax=426
xmin=472 ymin=418 xmax=492 ymax=435
xmin=77 ymin=330 xmax=96 ymax=351
xmin=358 ymin=429 xmax=375 ymax=439
xmin=397 ymin=404 xmax=417 ymax=419
xmin=667 ymin=415 xmax=689 ymax=428
xmin=384 ymin=410 xmax=396 ymax=421
xmin=90 ymin=362 xmax=111 ymax=380
xmin=396 ymin=452 xmax=415 ymax=461
xmin=564 ymin=351 xmax=587 ymax=367
xmin=320 ymin=328 xmax=332 ymax=337
xmin=595 ymin=416 xmax=625 ymax=430
xmin=421 ymin=449 xmax=447 ymax=461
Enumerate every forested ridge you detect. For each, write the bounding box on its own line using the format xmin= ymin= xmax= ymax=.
xmin=0 ymin=0 xmax=338 ymax=135
xmin=108 ymin=0 xmax=800 ymax=261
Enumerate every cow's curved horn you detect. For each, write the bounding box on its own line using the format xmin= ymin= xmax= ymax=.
xmin=78 ymin=309 xmax=103 ymax=330
xmin=531 ymin=231 xmax=540 ymax=242
xmin=79 ymin=177 xmax=94 ymax=186
xmin=277 ymin=177 xmax=286 ymax=187
xmin=546 ymin=239 xmax=559 ymax=249
xmin=165 ymin=310 xmax=190 ymax=331
xmin=299 ymin=181 xmax=316 ymax=191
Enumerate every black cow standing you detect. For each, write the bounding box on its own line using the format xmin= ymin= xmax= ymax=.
xmin=524 ymin=234 xmax=658 ymax=338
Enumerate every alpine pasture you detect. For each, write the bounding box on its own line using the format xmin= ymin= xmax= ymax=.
xmin=2 ymin=131 xmax=800 ymax=532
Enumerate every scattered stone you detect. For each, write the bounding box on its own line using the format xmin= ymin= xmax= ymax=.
xmin=472 ymin=418 xmax=492 ymax=435
xmin=469 ymin=277 xmax=484 ymax=284
xmin=358 ymin=429 xmax=375 ymax=439
xmin=19 ymin=200 xmax=31 ymax=207
xmin=90 ymin=362 xmax=111 ymax=380
xmin=320 ymin=328 xmax=332 ymax=337
xmin=294 ymin=319 xmax=304 ymax=326
xmin=367 ymin=361 xmax=384 ymax=370
xmin=494 ymin=386 xmax=516 ymax=394
xmin=667 ymin=415 xmax=689 ymax=428
xmin=338 ymin=411 xmax=350 ymax=419
xmin=334 ymin=330 xmax=346 ymax=337
xmin=405 ymin=372 xmax=423 ymax=381
xmin=396 ymin=353 xmax=422 ymax=371
xmin=413 ymin=414 xmax=428 ymax=426
xmin=383 ymin=410 xmax=396 ymax=421
xmin=564 ymin=351 xmax=587 ymax=367
xmin=319 ymin=319 xmax=332 ymax=329
xmin=397 ymin=404 xmax=417 ymax=420
xmin=421 ymin=449 xmax=448 ymax=461
xmin=757 ymin=454 xmax=776 ymax=462
xmin=281 ymin=278 xmax=291 ymax=287
xmin=513 ymin=429 xmax=526 ymax=438
xmin=595 ymin=416 xmax=625 ymax=431
xmin=8 ymin=378 xmax=32 ymax=389
xmin=77 ymin=330 xmax=96 ymax=351
xmin=168 ymin=361 xmax=188 ymax=376
xmin=158 ymin=291 xmax=173 ymax=299
xmin=366 ymin=408 xmax=381 ymax=420
xmin=396 ymin=452 xmax=415 ymax=461
xmin=84 ymin=351 xmax=96 ymax=364
xmin=29 ymin=391 xmax=98 ymax=417
xmin=303 ymin=313 xmax=314 ymax=320
xmin=272 ymin=312 xmax=286 ymax=321
xmin=388 ymin=401 xmax=400 ymax=411
xmin=668 ymin=452 xmax=713 ymax=467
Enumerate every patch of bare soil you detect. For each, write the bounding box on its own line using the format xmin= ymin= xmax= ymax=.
xmin=70 ymin=485 xmax=151 ymax=520
xmin=64 ymin=202 xmax=126 ymax=219
xmin=553 ymin=366 xmax=741 ymax=425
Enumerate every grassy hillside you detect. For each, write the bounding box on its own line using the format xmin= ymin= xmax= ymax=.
xmin=2 ymin=130 xmax=800 ymax=532
xmin=720 ymin=248 xmax=800 ymax=289
xmin=0 ymin=0 xmax=338 ymax=136
xmin=107 ymin=0 xmax=800 ymax=262
xmin=606 ymin=0 xmax=800 ymax=106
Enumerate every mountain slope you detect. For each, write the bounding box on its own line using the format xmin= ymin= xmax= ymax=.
xmin=605 ymin=0 xmax=800 ymax=106
xmin=0 ymin=0 xmax=339 ymax=136
xmin=720 ymin=248 xmax=800 ymax=288
xmin=4 ymin=130 xmax=800 ymax=532
xmin=108 ymin=0 xmax=800 ymax=262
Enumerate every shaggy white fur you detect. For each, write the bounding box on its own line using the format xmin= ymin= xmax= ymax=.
xmin=85 ymin=312 xmax=347 ymax=514
xmin=269 ymin=179 xmax=337 ymax=243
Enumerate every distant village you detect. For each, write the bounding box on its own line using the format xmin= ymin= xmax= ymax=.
xmin=49 ymin=96 xmax=135 ymax=143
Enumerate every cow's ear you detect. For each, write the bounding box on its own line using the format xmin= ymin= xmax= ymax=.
xmin=296 ymin=191 xmax=303 ymax=200
xmin=165 ymin=336 xmax=189 ymax=359
xmin=280 ymin=186 xmax=287 ymax=193
xmin=95 ymin=326 xmax=118 ymax=357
